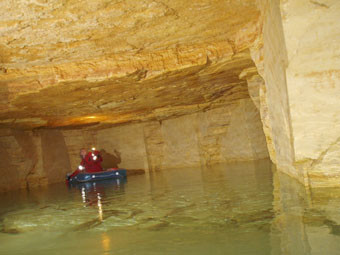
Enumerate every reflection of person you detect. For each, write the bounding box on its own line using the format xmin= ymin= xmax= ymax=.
xmin=82 ymin=183 xmax=105 ymax=207
xmin=67 ymin=148 xmax=103 ymax=180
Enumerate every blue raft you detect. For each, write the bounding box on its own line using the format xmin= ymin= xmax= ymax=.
xmin=68 ymin=169 xmax=127 ymax=183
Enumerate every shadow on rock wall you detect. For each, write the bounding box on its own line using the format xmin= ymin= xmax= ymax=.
xmin=100 ymin=149 xmax=121 ymax=169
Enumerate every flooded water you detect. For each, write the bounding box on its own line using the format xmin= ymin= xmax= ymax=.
xmin=1 ymin=159 xmax=340 ymax=255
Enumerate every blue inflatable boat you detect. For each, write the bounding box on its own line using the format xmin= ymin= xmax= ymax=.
xmin=68 ymin=169 xmax=127 ymax=183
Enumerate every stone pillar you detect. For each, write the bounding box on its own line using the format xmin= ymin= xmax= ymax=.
xmin=257 ymin=0 xmax=299 ymax=182
xmin=0 ymin=129 xmax=47 ymax=192
xmin=281 ymin=0 xmax=340 ymax=187
xmin=257 ymin=0 xmax=340 ymax=187
xmin=40 ymin=129 xmax=72 ymax=184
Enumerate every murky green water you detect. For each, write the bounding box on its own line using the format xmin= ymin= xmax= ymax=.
xmin=1 ymin=159 xmax=340 ymax=255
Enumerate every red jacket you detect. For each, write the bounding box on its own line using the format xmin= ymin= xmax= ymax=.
xmin=69 ymin=151 xmax=103 ymax=179
xmin=81 ymin=151 xmax=103 ymax=173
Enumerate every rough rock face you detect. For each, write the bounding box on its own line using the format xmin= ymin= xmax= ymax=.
xmin=0 ymin=0 xmax=260 ymax=129
xmin=281 ymin=0 xmax=340 ymax=187
xmin=0 ymin=129 xmax=42 ymax=191
xmin=0 ymin=0 xmax=273 ymax=192
xmin=96 ymin=98 xmax=268 ymax=171
xmin=1 ymin=0 xmax=339 ymax=191
xmin=254 ymin=0 xmax=340 ymax=187
xmin=0 ymin=97 xmax=269 ymax=192
xmin=252 ymin=0 xmax=296 ymax=180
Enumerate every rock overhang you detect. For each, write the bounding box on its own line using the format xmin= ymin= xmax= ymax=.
xmin=0 ymin=0 xmax=261 ymax=129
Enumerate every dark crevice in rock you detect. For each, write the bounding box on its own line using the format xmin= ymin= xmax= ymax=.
xmin=310 ymin=0 xmax=330 ymax=8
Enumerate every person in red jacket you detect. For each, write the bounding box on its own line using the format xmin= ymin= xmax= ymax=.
xmin=83 ymin=148 xmax=103 ymax=173
xmin=68 ymin=148 xmax=103 ymax=180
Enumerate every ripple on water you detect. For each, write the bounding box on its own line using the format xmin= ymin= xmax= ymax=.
xmin=2 ymin=160 xmax=340 ymax=255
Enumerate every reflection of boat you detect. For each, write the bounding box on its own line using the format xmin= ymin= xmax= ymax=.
xmin=68 ymin=169 xmax=127 ymax=183
xmin=68 ymin=178 xmax=126 ymax=209
xmin=68 ymin=178 xmax=127 ymax=191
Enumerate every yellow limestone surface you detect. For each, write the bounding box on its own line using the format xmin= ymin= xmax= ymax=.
xmin=0 ymin=0 xmax=260 ymax=129
xmin=254 ymin=0 xmax=340 ymax=187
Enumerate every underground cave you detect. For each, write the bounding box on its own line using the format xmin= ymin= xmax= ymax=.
xmin=0 ymin=0 xmax=340 ymax=254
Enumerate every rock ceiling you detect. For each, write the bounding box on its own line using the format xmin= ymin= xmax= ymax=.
xmin=0 ymin=0 xmax=260 ymax=129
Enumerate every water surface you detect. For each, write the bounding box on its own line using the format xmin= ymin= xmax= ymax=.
xmin=1 ymin=159 xmax=340 ymax=255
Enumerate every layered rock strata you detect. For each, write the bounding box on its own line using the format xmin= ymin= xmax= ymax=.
xmin=1 ymin=0 xmax=339 ymax=191
xmin=0 ymin=0 xmax=260 ymax=129
xmin=253 ymin=0 xmax=340 ymax=187
xmin=0 ymin=96 xmax=268 ymax=192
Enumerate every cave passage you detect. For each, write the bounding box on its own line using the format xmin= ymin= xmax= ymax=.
xmin=0 ymin=0 xmax=340 ymax=254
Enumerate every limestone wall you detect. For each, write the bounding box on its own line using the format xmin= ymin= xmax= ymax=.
xmin=62 ymin=130 xmax=96 ymax=172
xmin=0 ymin=129 xmax=73 ymax=193
xmin=156 ymin=114 xmax=201 ymax=169
xmin=255 ymin=0 xmax=340 ymax=187
xmin=93 ymin=98 xmax=269 ymax=171
xmin=0 ymin=129 xmax=41 ymax=192
xmin=281 ymin=0 xmax=340 ymax=187
xmin=95 ymin=124 xmax=149 ymax=171
xmin=256 ymin=0 xmax=299 ymax=182
xmin=40 ymin=130 xmax=72 ymax=183
xmin=0 ymin=97 xmax=269 ymax=192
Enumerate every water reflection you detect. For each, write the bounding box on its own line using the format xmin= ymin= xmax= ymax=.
xmin=101 ymin=232 xmax=111 ymax=254
xmin=1 ymin=160 xmax=340 ymax=254
xmin=272 ymin=169 xmax=340 ymax=255
xmin=68 ymin=179 xmax=127 ymax=221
